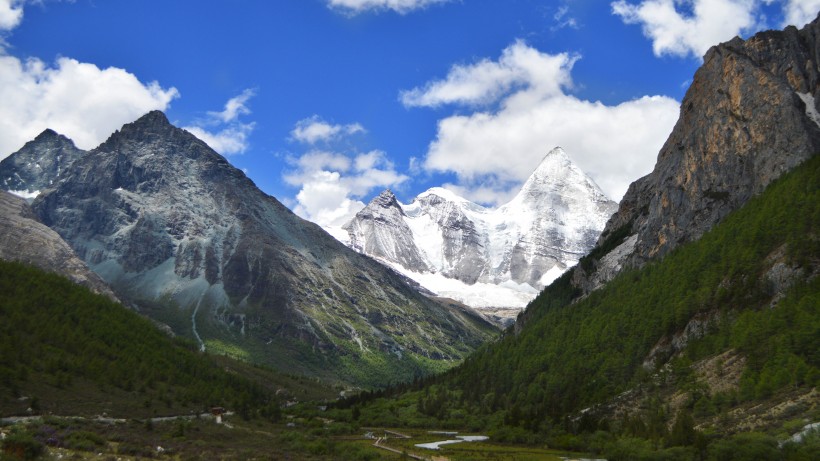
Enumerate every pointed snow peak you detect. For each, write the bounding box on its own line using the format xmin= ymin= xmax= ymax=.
xmin=503 ymin=146 xmax=614 ymax=212
xmin=533 ymin=146 xmax=573 ymax=174
xmin=523 ymin=146 xmax=583 ymax=189
xmin=369 ymin=189 xmax=404 ymax=213
xmin=542 ymin=146 xmax=568 ymax=161
xmin=417 ymin=187 xmax=470 ymax=203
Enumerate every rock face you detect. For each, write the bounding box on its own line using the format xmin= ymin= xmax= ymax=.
xmin=14 ymin=111 xmax=495 ymax=386
xmin=0 ymin=129 xmax=86 ymax=199
xmin=0 ymin=190 xmax=117 ymax=300
xmin=343 ymin=147 xmax=617 ymax=310
xmin=572 ymin=15 xmax=820 ymax=294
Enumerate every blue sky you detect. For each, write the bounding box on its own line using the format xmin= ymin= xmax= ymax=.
xmin=1 ymin=0 xmax=818 ymax=228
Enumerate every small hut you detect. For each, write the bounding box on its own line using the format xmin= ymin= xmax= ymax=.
xmin=210 ymin=406 xmax=226 ymax=424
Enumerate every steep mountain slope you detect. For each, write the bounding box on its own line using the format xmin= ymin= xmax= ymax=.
xmin=0 ymin=190 xmax=116 ymax=300
xmin=0 ymin=259 xmax=282 ymax=418
xmin=17 ymin=111 xmax=495 ymax=387
xmin=0 ymin=129 xmax=86 ymax=199
xmin=568 ymin=15 xmax=820 ymax=297
xmin=343 ymin=147 xmax=617 ymax=313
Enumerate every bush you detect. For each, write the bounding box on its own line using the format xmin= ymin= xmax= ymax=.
xmin=64 ymin=431 xmax=105 ymax=451
xmin=707 ymin=432 xmax=779 ymax=461
xmin=2 ymin=430 xmax=44 ymax=460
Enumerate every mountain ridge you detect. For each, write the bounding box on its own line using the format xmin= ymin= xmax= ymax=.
xmin=4 ymin=110 xmax=497 ymax=388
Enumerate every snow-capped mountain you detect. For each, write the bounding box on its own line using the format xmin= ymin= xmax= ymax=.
xmin=343 ymin=147 xmax=618 ymax=315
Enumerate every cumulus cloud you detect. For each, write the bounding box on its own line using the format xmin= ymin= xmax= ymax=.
xmin=404 ymin=41 xmax=680 ymax=204
xmin=291 ymin=115 xmax=365 ymax=144
xmin=782 ymin=0 xmax=820 ymax=26
xmin=611 ymin=0 xmax=764 ymax=58
xmin=0 ymin=55 xmax=178 ymax=158
xmin=327 ymin=0 xmax=450 ymax=15
xmin=285 ymin=122 xmax=409 ymax=228
xmin=183 ymin=89 xmax=256 ymax=155
xmin=401 ymin=40 xmax=576 ymax=108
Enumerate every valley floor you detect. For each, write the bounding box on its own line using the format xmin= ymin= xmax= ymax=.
xmin=0 ymin=414 xmax=597 ymax=461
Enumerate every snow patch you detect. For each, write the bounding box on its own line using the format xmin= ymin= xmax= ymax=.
xmin=8 ymin=189 xmax=39 ymax=199
xmin=381 ymin=259 xmax=535 ymax=309
xmin=323 ymin=225 xmax=350 ymax=244
xmin=797 ymin=92 xmax=820 ymax=128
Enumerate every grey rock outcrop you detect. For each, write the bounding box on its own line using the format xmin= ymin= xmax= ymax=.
xmin=0 ymin=190 xmax=117 ymax=300
xmin=572 ymin=14 xmax=820 ymax=294
xmin=0 ymin=129 xmax=86 ymax=198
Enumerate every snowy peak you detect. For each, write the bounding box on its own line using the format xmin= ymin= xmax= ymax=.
xmin=344 ymin=189 xmax=430 ymax=272
xmin=372 ymin=189 xmax=405 ymax=215
xmin=343 ymin=147 xmax=618 ymax=313
xmin=507 ymin=146 xmax=607 ymax=206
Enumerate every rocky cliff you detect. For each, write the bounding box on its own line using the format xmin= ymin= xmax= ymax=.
xmin=572 ymin=14 xmax=820 ymax=294
xmin=15 ymin=111 xmax=496 ymax=387
xmin=0 ymin=190 xmax=117 ymax=300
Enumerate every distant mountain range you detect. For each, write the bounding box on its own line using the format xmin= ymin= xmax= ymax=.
xmin=339 ymin=147 xmax=617 ymax=321
xmin=0 ymin=111 xmax=497 ymax=388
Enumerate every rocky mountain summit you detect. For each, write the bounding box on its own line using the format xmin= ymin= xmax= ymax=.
xmin=0 ymin=190 xmax=117 ymax=300
xmin=5 ymin=111 xmax=496 ymax=386
xmin=569 ymin=14 xmax=820 ymax=296
xmin=0 ymin=129 xmax=86 ymax=199
xmin=343 ymin=147 xmax=617 ymax=314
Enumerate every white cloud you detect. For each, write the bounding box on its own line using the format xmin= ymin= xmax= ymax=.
xmin=782 ymin=0 xmax=820 ymax=26
xmin=327 ymin=0 xmax=450 ymax=15
xmin=183 ymin=89 xmax=256 ymax=155
xmin=401 ymin=40 xmax=576 ymax=108
xmin=552 ymin=5 xmax=579 ymax=30
xmin=404 ymin=41 xmax=680 ymax=204
xmin=611 ymin=0 xmax=763 ymax=58
xmin=0 ymin=0 xmax=24 ymax=32
xmin=291 ymin=115 xmax=365 ymax=144
xmin=285 ymin=120 xmax=409 ymax=227
xmin=183 ymin=123 xmax=254 ymax=156
xmin=293 ymin=171 xmax=367 ymax=228
xmin=208 ymin=88 xmax=255 ymax=123
xmin=0 ymin=54 xmax=178 ymax=158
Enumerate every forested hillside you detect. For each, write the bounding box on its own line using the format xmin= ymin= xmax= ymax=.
xmin=346 ymin=154 xmax=820 ymax=459
xmin=0 ymin=260 xmax=335 ymax=419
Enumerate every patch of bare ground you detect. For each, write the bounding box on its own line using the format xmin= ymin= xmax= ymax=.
xmin=702 ymin=387 xmax=819 ymax=433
